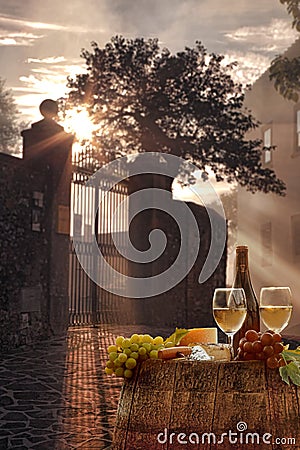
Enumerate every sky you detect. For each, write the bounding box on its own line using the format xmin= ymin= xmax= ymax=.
xmin=1 ymin=1 xmax=299 ymax=326
xmin=0 ymin=0 xmax=298 ymax=123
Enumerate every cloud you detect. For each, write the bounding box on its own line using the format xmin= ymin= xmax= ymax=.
xmin=14 ymin=74 xmax=67 ymax=122
xmin=27 ymin=56 xmax=66 ymax=64
xmin=0 ymin=14 xmax=66 ymax=31
xmin=0 ymin=13 xmax=65 ymax=46
xmin=19 ymin=74 xmax=68 ymax=95
xmin=222 ymin=51 xmax=271 ymax=86
xmin=0 ymin=32 xmax=43 ymax=46
xmin=0 ymin=12 xmax=105 ymax=44
xmin=25 ymin=57 xmax=85 ymax=79
xmin=220 ymin=18 xmax=299 ymax=85
xmin=225 ymin=18 xmax=298 ymax=53
xmin=13 ymin=58 xmax=87 ymax=121
xmin=1 ymin=0 xmax=295 ymax=124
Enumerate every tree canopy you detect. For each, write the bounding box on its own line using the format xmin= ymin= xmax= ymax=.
xmin=280 ymin=0 xmax=300 ymax=30
xmin=0 ymin=77 xmax=21 ymax=155
xmin=66 ymin=36 xmax=285 ymax=195
xmin=269 ymin=0 xmax=300 ymax=101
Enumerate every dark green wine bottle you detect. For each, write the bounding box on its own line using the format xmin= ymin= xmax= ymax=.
xmin=233 ymin=245 xmax=260 ymax=354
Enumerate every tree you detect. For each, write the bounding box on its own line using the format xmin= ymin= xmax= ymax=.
xmin=280 ymin=0 xmax=300 ymax=30
xmin=269 ymin=0 xmax=300 ymax=101
xmin=66 ymin=36 xmax=285 ymax=195
xmin=0 ymin=77 xmax=22 ymax=155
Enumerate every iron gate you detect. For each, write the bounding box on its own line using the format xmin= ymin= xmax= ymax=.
xmin=68 ymin=148 xmax=129 ymax=325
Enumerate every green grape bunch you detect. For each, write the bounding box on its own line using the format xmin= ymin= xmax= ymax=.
xmin=105 ymin=333 xmax=173 ymax=379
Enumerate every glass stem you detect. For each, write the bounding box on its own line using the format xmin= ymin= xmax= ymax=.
xmin=227 ymin=333 xmax=234 ymax=359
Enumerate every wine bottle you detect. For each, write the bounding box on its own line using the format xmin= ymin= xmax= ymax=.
xmin=232 ymin=245 xmax=260 ymax=354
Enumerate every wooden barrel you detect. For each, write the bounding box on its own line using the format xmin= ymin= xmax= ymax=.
xmin=112 ymin=359 xmax=300 ymax=450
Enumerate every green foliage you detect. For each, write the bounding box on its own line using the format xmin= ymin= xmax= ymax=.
xmin=164 ymin=328 xmax=189 ymax=346
xmin=270 ymin=55 xmax=300 ymax=102
xmin=269 ymin=1 xmax=300 ymax=101
xmin=0 ymin=77 xmax=22 ymax=155
xmin=280 ymin=0 xmax=300 ymax=30
xmin=65 ymin=36 xmax=285 ymax=195
xmin=280 ymin=347 xmax=300 ymax=385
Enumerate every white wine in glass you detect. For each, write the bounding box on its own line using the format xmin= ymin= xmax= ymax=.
xmin=260 ymin=287 xmax=293 ymax=333
xmin=213 ymin=288 xmax=247 ymax=349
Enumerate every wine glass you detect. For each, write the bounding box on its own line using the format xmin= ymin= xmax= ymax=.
xmin=260 ymin=287 xmax=293 ymax=333
xmin=213 ymin=288 xmax=247 ymax=349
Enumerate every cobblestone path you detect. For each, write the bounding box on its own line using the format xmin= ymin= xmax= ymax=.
xmin=0 ymin=325 xmax=172 ymax=450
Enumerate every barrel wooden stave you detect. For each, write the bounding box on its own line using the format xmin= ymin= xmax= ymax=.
xmin=112 ymin=359 xmax=300 ymax=450
xmin=267 ymin=367 xmax=299 ymax=450
xmin=113 ymin=360 xmax=176 ymax=450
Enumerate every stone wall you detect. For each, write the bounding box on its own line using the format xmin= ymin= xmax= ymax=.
xmin=0 ymin=153 xmax=51 ymax=352
xmin=0 ymin=107 xmax=73 ymax=353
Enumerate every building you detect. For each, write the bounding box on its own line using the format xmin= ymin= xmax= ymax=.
xmin=237 ymin=39 xmax=300 ymax=335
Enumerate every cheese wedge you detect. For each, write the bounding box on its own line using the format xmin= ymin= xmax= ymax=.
xmin=197 ymin=343 xmax=231 ymax=362
xmin=179 ymin=328 xmax=218 ymax=345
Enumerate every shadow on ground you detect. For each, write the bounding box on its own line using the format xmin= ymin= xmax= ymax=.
xmin=0 ymin=324 xmax=173 ymax=450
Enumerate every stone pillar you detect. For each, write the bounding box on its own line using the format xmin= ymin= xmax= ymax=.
xmin=127 ymin=154 xmax=226 ymax=328
xmin=21 ymin=99 xmax=74 ymax=334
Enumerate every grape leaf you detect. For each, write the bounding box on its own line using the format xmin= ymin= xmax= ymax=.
xmin=279 ymin=350 xmax=300 ymax=386
xmin=164 ymin=328 xmax=189 ymax=346
xmin=286 ymin=362 xmax=300 ymax=386
xmin=279 ymin=365 xmax=291 ymax=385
xmin=282 ymin=349 xmax=300 ymax=363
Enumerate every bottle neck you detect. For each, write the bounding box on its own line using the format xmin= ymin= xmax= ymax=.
xmin=235 ymin=250 xmax=249 ymax=273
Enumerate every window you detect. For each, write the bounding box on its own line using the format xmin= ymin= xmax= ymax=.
xmin=291 ymin=214 xmax=300 ymax=258
xmin=296 ymin=110 xmax=300 ymax=148
xmin=261 ymin=222 xmax=272 ymax=267
xmin=263 ymin=128 xmax=272 ymax=164
xmin=292 ymin=105 xmax=300 ymax=155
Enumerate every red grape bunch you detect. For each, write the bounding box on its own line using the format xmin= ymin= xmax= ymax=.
xmin=235 ymin=330 xmax=285 ymax=369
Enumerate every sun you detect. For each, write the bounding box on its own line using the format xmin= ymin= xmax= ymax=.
xmin=62 ymin=106 xmax=96 ymax=142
